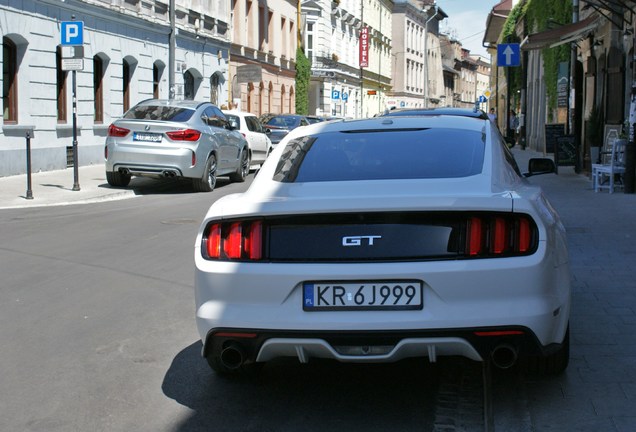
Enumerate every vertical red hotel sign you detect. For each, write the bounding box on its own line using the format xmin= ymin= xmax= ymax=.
xmin=359 ymin=27 xmax=369 ymax=68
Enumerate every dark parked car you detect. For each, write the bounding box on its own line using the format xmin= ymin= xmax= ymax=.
xmin=263 ymin=114 xmax=310 ymax=145
xmin=105 ymin=99 xmax=249 ymax=192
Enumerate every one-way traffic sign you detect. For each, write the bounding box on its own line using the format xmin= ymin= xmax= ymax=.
xmin=497 ymin=43 xmax=520 ymax=67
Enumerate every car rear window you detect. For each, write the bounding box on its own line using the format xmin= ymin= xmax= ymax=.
xmin=273 ymin=129 xmax=485 ymax=182
xmin=123 ymin=105 xmax=195 ymax=122
xmin=267 ymin=116 xmax=298 ymax=128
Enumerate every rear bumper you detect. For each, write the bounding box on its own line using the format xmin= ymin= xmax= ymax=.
xmin=202 ymin=326 xmax=562 ymax=365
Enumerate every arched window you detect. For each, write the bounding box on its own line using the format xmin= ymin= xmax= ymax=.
xmin=210 ymin=73 xmax=220 ymax=104
xmin=259 ymin=82 xmax=264 ymax=115
xmin=289 ymin=86 xmax=294 ymax=113
xmin=93 ymin=55 xmax=105 ymax=123
xmin=153 ymin=61 xmax=165 ymax=99
xmin=3 ymin=37 xmax=18 ymax=123
xmin=247 ymin=82 xmax=254 ymax=113
xmin=280 ymin=84 xmax=286 ymax=114
xmin=56 ymin=46 xmax=68 ymax=123
xmin=153 ymin=64 xmax=160 ymax=99
xmin=184 ymin=70 xmax=195 ymax=100
xmin=123 ymin=59 xmax=131 ymax=112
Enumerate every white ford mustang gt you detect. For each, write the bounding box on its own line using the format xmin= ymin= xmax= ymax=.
xmin=194 ymin=115 xmax=571 ymax=376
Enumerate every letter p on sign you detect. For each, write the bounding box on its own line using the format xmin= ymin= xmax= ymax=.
xmin=61 ymin=21 xmax=84 ymax=46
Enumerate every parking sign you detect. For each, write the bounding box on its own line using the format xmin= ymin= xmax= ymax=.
xmin=61 ymin=21 xmax=84 ymax=46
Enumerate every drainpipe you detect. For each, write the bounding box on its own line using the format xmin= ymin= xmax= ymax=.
xmin=570 ymin=0 xmax=579 ymax=170
xmin=169 ymin=0 xmax=175 ymax=99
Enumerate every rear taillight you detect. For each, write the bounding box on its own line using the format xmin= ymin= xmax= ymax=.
xmin=166 ymin=129 xmax=201 ymax=141
xmin=465 ymin=214 xmax=537 ymax=257
xmin=108 ymin=124 xmax=130 ymax=137
xmin=203 ymin=219 xmax=264 ymax=261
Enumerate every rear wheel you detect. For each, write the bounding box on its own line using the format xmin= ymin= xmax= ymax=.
xmin=229 ymin=149 xmax=250 ymax=182
xmin=192 ymin=154 xmax=217 ymax=192
xmin=106 ymin=170 xmax=131 ymax=187
xmin=525 ymin=325 xmax=570 ymax=375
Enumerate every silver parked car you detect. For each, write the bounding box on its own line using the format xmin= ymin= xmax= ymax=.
xmin=105 ymin=99 xmax=250 ymax=192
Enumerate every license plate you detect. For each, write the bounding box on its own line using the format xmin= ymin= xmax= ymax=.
xmin=133 ymin=132 xmax=162 ymax=142
xmin=303 ymin=280 xmax=423 ymax=311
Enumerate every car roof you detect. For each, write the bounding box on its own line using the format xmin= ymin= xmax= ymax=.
xmin=379 ymin=107 xmax=488 ymax=119
xmin=223 ymin=110 xmax=257 ymax=118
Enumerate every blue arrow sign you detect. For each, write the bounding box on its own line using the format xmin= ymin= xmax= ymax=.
xmin=61 ymin=21 xmax=84 ymax=46
xmin=478 ymin=95 xmax=488 ymax=103
xmin=497 ymin=43 xmax=520 ymax=67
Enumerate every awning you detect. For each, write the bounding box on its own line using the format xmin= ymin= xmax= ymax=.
xmin=520 ymin=15 xmax=600 ymax=51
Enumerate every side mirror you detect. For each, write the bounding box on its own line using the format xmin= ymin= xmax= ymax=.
xmin=525 ymin=158 xmax=556 ymax=177
xmin=264 ymin=128 xmax=271 ymax=135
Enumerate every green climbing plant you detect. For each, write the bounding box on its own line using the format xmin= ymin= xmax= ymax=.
xmin=524 ymin=0 xmax=572 ymax=118
xmin=295 ymin=47 xmax=311 ymax=115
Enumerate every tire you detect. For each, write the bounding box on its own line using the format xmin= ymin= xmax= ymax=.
xmin=229 ymin=148 xmax=250 ymax=183
xmin=106 ymin=170 xmax=131 ymax=187
xmin=525 ymin=325 xmax=570 ymax=376
xmin=192 ymin=154 xmax=217 ymax=192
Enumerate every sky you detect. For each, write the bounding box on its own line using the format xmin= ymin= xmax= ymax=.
xmin=436 ymin=0 xmax=498 ymax=58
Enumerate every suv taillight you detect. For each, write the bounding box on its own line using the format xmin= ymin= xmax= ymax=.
xmin=465 ymin=214 xmax=536 ymax=257
xmin=108 ymin=124 xmax=130 ymax=137
xmin=203 ymin=220 xmax=263 ymax=261
xmin=166 ymin=129 xmax=201 ymax=141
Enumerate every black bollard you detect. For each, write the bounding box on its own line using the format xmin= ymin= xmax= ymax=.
xmin=26 ymin=130 xmax=34 ymax=200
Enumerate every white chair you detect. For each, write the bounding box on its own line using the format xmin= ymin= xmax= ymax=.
xmin=593 ymin=139 xmax=626 ymax=193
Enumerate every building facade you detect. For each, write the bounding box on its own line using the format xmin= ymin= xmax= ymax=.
xmin=1 ymin=0 xmax=231 ymax=177
xmin=228 ymin=0 xmax=298 ymax=115
xmin=303 ymin=0 xmax=392 ymax=118
xmin=388 ymin=0 xmax=446 ymax=110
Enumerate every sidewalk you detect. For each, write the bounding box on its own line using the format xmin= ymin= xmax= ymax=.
xmin=0 ymin=163 xmax=136 ymax=210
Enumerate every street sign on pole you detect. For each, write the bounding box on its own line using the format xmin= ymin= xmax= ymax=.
xmin=497 ymin=43 xmax=521 ymax=67
xmin=61 ymin=21 xmax=84 ymax=46
xmin=331 ymin=89 xmax=340 ymax=100
xmin=61 ymin=46 xmax=84 ymax=71
xmin=60 ymin=21 xmax=84 ymax=191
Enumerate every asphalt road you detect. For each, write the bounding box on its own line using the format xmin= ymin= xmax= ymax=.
xmin=0 ymin=175 xmax=450 ymax=431
xmin=4 ymin=159 xmax=636 ymax=431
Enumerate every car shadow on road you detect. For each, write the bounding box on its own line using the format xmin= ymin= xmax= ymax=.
xmin=97 ymin=177 xmax=233 ymax=196
xmin=162 ymin=341 xmax=439 ymax=432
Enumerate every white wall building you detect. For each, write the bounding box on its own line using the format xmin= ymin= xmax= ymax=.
xmin=388 ymin=0 xmax=446 ymax=110
xmin=302 ymin=0 xmax=392 ymax=118
xmin=1 ymin=0 xmax=230 ymax=177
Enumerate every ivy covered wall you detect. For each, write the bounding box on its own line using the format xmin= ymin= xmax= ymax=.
xmin=502 ymin=0 xmax=572 ymax=115
xmin=295 ymin=48 xmax=311 ymax=115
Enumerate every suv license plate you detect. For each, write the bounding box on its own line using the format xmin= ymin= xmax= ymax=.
xmin=303 ymin=281 xmax=423 ymax=311
xmin=133 ymin=132 xmax=162 ymax=142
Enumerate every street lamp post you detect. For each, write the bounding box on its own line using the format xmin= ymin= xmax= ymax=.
xmin=422 ymin=2 xmax=439 ymax=108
